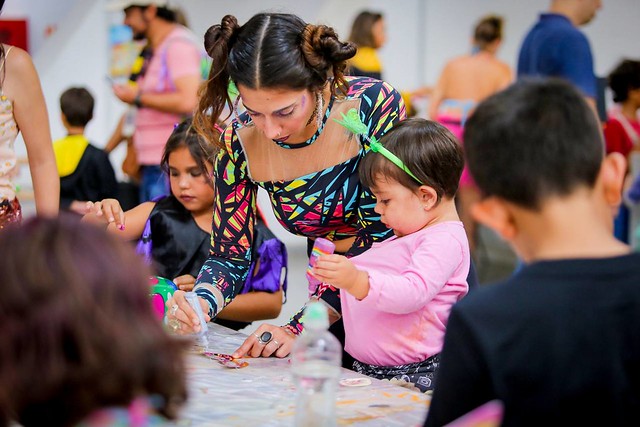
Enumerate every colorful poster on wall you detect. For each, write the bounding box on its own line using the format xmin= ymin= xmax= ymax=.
xmin=0 ymin=19 xmax=28 ymax=51
xmin=109 ymin=24 xmax=143 ymax=82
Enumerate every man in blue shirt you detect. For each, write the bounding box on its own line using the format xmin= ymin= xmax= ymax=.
xmin=517 ymin=0 xmax=602 ymax=109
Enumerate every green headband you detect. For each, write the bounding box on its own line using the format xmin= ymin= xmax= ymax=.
xmin=334 ymin=108 xmax=423 ymax=184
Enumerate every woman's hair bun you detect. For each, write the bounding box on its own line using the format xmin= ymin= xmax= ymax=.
xmin=204 ymin=14 xmax=239 ymax=58
xmin=301 ymin=24 xmax=356 ymax=69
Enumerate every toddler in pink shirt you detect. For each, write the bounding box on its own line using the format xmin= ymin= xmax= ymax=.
xmin=314 ymin=118 xmax=470 ymax=392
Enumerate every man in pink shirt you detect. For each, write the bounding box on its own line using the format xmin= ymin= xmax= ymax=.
xmin=108 ymin=0 xmax=201 ymax=201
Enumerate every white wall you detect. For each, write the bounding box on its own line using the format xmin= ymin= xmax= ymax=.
xmin=416 ymin=0 xmax=640 ymax=87
xmin=7 ymin=0 xmax=640 ymax=217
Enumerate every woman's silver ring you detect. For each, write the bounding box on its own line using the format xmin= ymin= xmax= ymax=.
xmin=257 ymin=331 xmax=273 ymax=345
xmin=170 ymin=304 xmax=179 ymax=316
xmin=271 ymin=339 xmax=280 ymax=348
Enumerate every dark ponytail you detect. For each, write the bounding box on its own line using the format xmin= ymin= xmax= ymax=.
xmin=193 ymin=13 xmax=356 ymax=149
xmin=193 ymin=15 xmax=239 ymax=148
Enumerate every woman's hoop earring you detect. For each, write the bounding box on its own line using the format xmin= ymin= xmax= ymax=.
xmin=233 ymin=95 xmax=247 ymax=126
xmin=316 ymin=91 xmax=324 ymax=129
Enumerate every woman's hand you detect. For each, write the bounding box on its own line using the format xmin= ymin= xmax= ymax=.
xmin=84 ymin=199 xmax=126 ymax=230
xmin=233 ymin=324 xmax=296 ymax=358
xmin=173 ymin=274 xmax=196 ymax=291
xmin=113 ymin=84 xmax=137 ymax=105
xmin=165 ymin=290 xmax=211 ymax=335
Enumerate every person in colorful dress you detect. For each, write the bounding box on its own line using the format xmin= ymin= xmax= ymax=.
xmin=0 ymin=215 xmax=186 ymax=426
xmin=165 ymin=12 xmax=406 ymax=364
xmin=0 ymin=10 xmax=59 ymax=227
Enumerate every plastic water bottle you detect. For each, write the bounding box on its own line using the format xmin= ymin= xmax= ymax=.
xmin=184 ymin=292 xmax=209 ymax=343
xmin=291 ymin=302 xmax=342 ymax=427
xmin=306 ymin=238 xmax=335 ymax=297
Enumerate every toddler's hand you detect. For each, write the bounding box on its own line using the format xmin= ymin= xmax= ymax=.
xmin=313 ymin=254 xmax=359 ymax=290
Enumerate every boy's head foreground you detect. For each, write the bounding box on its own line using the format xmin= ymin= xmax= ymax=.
xmin=464 ymin=79 xmax=627 ymax=260
xmin=0 ymin=215 xmax=187 ymax=426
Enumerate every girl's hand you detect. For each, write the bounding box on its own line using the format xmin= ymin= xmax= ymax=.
xmin=165 ymin=290 xmax=211 ymax=334
xmin=173 ymin=274 xmax=196 ymax=291
xmin=85 ymin=199 xmax=126 ymax=230
xmin=314 ymin=254 xmax=370 ymax=299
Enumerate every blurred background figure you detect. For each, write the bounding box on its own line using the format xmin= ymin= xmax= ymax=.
xmin=0 ymin=0 xmax=59 ymax=228
xmin=604 ymin=59 xmax=640 ymax=244
xmin=517 ymin=0 xmax=602 ymax=110
xmin=54 ymin=87 xmax=118 ymax=215
xmin=0 ymin=214 xmax=187 ymax=426
xmin=428 ymin=15 xmax=512 ymax=257
xmin=106 ymin=0 xmax=202 ymax=202
xmin=347 ymin=10 xmax=386 ymax=80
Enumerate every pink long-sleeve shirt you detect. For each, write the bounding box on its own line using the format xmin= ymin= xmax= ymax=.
xmin=342 ymin=221 xmax=470 ymax=366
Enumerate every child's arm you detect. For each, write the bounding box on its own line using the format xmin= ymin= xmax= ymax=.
xmin=313 ymin=254 xmax=370 ymax=300
xmin=82 ymin=199 xmax=154 ymax=241
xmin=215 ymin=290 xmax=284 ymax=322
xmin=8 ymin=48 xmax=59 ymax=215
xmin=317 ymin=237 xmax=467 ymax=314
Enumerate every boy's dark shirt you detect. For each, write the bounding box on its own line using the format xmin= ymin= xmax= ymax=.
xmin=425 ymin=253 xmax=640 ymax=427
xmin=60 ymin=144 xmax=118 ymax=209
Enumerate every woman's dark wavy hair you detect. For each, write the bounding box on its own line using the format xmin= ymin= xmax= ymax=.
xmin=193 ymin=13 xmax=357 ymax=148
xmin=608 ymin=59 xmax=640 ymax=103
xmin=0 ymin=215 xmax=187 ymax=427
xmin=161 ymin=118 xmax=218 ymax=189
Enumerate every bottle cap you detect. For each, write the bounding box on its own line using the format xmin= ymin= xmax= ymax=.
xmin=303 ymin=301 xmax=329 ymax=330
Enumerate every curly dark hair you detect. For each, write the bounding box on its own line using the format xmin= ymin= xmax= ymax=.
xmin=0 ymin=214 xmax=187 ymax=427
xmin=193 ymin=13 xmax=357 ymax=148
xmin=608 ymin=59 xmax=640 ymax=103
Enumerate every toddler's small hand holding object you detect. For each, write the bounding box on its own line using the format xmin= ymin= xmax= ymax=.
xmin=313 ymin=254 xmax=370 ymax=299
